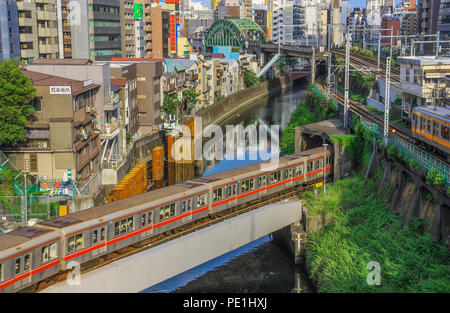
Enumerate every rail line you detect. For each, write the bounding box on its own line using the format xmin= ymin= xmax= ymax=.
xmin=27 ymin=177 xmax=327 ymax=293
xmin=331 ymin=49 xmax=400 ymax=83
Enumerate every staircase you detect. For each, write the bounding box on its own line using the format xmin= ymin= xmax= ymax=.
xmin=257 ymin=53 xmax=282 ymax=78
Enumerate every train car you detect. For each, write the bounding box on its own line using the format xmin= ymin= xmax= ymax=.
xmin=38 ymin=183 xmax=209 ymax=270
xmin=0 ymin=227 xmax=61 ymax=293
xmin=411 ymin=105 xmax=450 ymax=159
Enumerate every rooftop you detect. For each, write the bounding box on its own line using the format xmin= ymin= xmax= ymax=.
xmin=414 ymin=105 xmax=450 ymax=122
xmin=23 ymin=70 xmax=100 ymax=96
xmin=31 ymin=59 xmax=93 ymax=65
xmin=397 ymin=56 xmax=450 ymax=66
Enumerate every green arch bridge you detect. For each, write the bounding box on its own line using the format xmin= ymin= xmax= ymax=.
xmin=204 ymin=19 xmax=267 ymax=52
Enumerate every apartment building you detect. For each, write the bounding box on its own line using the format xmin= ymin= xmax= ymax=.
xmin=417 ymin=0 xmax=441 ymax=35
xmin=438 ymin=0 xmax=450 ymax=40
xmin=109 ymin=58 xmax=164 ymax=134
xmin=398 ymin=56 xmax=450 ymax=118
xmin=16 ymin=0 xmax=60 ymax=63
xmin=89 ymin=0 xmax=122 ymax=61
xmin=0 ymin=0 xmax=20 ymax=59
xmin=5 ymin=70 xmax=101 ymax=183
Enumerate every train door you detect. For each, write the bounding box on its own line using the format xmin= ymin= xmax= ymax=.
xmin=259 ymin=175 xmax=267 ymax=195
xmin=92 ymin=226 xmax=107 ymax=255
xmin=13 ymin=253 xmax=31 ymax=290
xmin=286 ymin=167 xmax=293 ymax=186
xmin=227 ymin=183 xmax=237 ymax=206
xmin=140 ymin=211 xmax=154 ymax=238
xmin=181 ymin=198 xmax=193 ymax=222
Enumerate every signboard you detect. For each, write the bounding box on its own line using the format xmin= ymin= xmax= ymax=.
xmin=315 ymin=182 xmax=323 ymax=188
xmin=50 ymin=86 xmax=72 ymax=95
xmin=83 ymin=79 xmax=93 ymax=87
xmin=134 ymin=3 xmax=143 ymax=20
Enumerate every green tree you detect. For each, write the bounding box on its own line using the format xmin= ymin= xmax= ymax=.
xmin=183 ymin=88 xmax=200 ymax=113
xmin=161 ymin=93 xmax=181 ymax=118
xmin=0 ymin=59 xmax=36 ymax=147
xmin=243 ymin=69 xmax=260 ymax=87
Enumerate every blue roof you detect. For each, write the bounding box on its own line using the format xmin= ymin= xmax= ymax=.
xmin=164 ymin=58 xmax=197 ymax=74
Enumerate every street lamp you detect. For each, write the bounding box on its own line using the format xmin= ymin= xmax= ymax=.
xmin=323 ymin=143 xmax=328 ymax=196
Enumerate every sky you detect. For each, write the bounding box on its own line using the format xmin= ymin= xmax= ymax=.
xmin=197 ymin=0 xmax=403 ymax=10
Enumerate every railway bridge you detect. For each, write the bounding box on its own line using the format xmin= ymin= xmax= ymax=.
xmin=41 ymin=199 xmax=303 ymax=293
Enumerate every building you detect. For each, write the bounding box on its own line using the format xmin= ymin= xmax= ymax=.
xmin=381 ymin=14 xmax=401 ymax=46
xmin=6 ymin=70 xmax=101 ymax=184
xmin=17 ymin=0 xmax=60 ymax=64
xmin=438 ymin=0 xmax=450 ymax=41
xmin=417 ymin=0 xmax=441 ymax=35
xmin=145 ymin=6 xmax=170 ymax=58
xmin=253 ymin=5 xmax=268 ymax=34
xmin=398 ymin=56 xmax=450 ymax=118
xmin=0 ymin=0 xmax=20 ymax=59
xmin=109 ymin=58 xmax=164 ymax=134
xmin=89 ymin=0 xmax=122 ymax=60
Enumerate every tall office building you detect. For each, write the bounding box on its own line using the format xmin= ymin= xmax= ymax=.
xmin=16 ymin=0 xmax=60 ymax=63
xmin=0 ymin=0 xmax=20 ymax=59
xmin=438 ymin=0 xmax=450 ymax=40
xmin=417 ymin=0 xmax=441 ymax=35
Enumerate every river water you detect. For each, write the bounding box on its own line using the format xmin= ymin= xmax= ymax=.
xmin=142 ymin=79 xmax=315 ymax=293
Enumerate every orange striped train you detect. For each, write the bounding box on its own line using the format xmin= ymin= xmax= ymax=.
xmin=0 ymin=147 xmax=332 ymax=293
xmin=411 ymin=105 xmax=450 ymax=159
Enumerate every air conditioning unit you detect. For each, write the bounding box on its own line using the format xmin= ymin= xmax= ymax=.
xmin=81 ymin=129 xmax=88 ymax=140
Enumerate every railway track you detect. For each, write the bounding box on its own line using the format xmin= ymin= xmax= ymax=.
xmin=27 ymin=177 xmax=327 ymax=293
xmin=331 ymin=49 xmax=400 ymax=83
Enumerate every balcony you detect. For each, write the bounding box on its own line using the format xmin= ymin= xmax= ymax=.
xmin=38 ymin=43 xmax=59 ymax=54
xmin=101 ymin=120 xmax=120 ymax=140
xmin=144 ymin=25 xmax=152 ymax=32
xmin=37 ymin=26 xmax=58 ymax=37
xmin=37 ymin=10 xmax=57 ymax=21
xmin=20 ymin=33 xmax=35 ymax=42
xmin=145 ymin=34 xmax=152 ymax=41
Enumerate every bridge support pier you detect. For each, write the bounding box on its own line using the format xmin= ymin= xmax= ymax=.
xmin=291 ymin=222 xmax=304 ymax=265
xmin=311 ymin=48 xmax=316 ymax=83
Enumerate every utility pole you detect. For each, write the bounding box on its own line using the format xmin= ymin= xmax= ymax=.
xmin=436 ymin=31 xmax=440 ymax=56
xmin=377 ymin=36 xmax=381 ymax=70
xmin=384 ymin=56 xmax=391 ymax=146
xmin=323 ymin=143 xmax=328 ymax=195
xmin=344 ymin=32 xmax=350 ymax=129
xmin=327 ymin=25 xmax=331 ymax=100
xmin=23 ymin=173 xmax=28 ymax=227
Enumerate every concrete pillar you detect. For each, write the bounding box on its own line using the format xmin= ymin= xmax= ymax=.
xmin=295 ymin=127 xmax=304 ymax=153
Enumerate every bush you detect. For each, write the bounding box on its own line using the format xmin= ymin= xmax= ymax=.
xmin=426 ymin=168 xmax=445 ymax=186
xmin=243 ymin=69 xmax=260 ymax=87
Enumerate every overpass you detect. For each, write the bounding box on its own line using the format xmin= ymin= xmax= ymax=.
xmin=41 ymin=200 xmax=303 ymax=293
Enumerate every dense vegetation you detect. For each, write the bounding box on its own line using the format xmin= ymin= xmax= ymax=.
xmin=280 ymin=85 xmax=336 ymax=155
xmin=0 ymin=59 xmax=36 ymax=147
xmin=304 ymin=168 xmax=450 ymax=293
xmin=243 ymin=69 xmax=261 ymax=87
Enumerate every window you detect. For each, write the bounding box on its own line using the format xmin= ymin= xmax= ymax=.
xmin=164 ymin=205 xmax=170 ymax=218
xmin=101 ymin=227 xmax=105 ymax=241
xmin=93 ymin=230 xmax=98 ymax=244
xmin=42 ymin=246 xmax=49 ymax=263
xmin=442 ymin=125 xmax=449 ymax=141
xmin=127 ymin=217 xmax=133 ymax=231
xmin=68 ymin=234 xmax=84 ymax=252
xmin=30 ymin=154 xmax=38 ymax=172
xmin=159 ymin=208 xmax=164 ymax=220
xmin=49 ymin=243 xmax=57 ymax=259
xmin=15 ymin=259 xmax=20 ymax=275
xmin=295 ymin=165 xmax=303 ymax=176
xmin=170 ymin=203 xmax=176 ymax=216
xmin=24 ymin=255 xmax=30 ymax=271
xmin=433 ymin=122 xmax=439 ymax=136
xmin=141 ymin=214 xmax=146 ymax=227
xmin=427 ymin=120 xmax=431 ymax=133
xmin=197 ymin=194 xmax=207 ymax=208
xmin=307 ymin=162 xmax=313 ymax=172
xmin=115 ymin=221 xmax=120 ymax=236
xmin=148 ymin=212 xmax=153 ymax=224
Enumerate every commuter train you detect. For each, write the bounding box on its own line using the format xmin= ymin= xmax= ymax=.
xmin=0 ymin=147 xmax=333 ymax=293
xmin=411 ymin=105 xmax=450 ymax=159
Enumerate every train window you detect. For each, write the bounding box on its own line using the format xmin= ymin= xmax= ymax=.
xmin=288 ymin=168 xmax=293 ymax=178
xmin=15 ymin=258 xmax=21 ymax=275
xmin=24 ymin=255 xmax=30 ymax=271
xmin=241 ymin=181 xmax=247 ymax=192
xmin=232 ymin=184 xmax=237 ymax=196
xmin=213 ymin=189 xmax=218 ymax=201
xmin=75 ymin=234 xmax=83 ymax=250
xmin=164 ymin=205 xmax=170 ymax=218
xmin=159 ymin=208 xmax=164 ymax=220
xmin=295 ymin=165 xmax=303 ymax=175
xmin=101 ymin=227 xmax=106 ymax=241
xmin=68 ymin=236 xmax=76 ymax=252
xmin=433 ymin=122 xmax=439 ymax=136
xmin=283 ymin=169 xmax=288 ymax=179
xmin=249 ymin=179 xmax=254 ymax=190
xmin=141 ymin=214 xmax=146 ymax=227
xmin=442 ymin=125 xmax=449 ymax=141
xmin=217 ymin=188 xmax=223 ymax=200
xmin=93 ymin=230 xmax=98 ymax=244
xmin=49 ymin=243 xmax=57 ymax=259
xmin=314 ymin=160 xmax=319 ymax=169
xmin=181 ymin=201 xmax=186 ymax=213
xmin=187 ymin=199 xmax=192 ymax=210
xmin=262 ymin=176 xmax=267 ymax=186
xmin=269 ymin=173 xmax=273 ymax=184
xmin=197 ymin=194 xmax=207 ymax=208
xmin=257 ymin=177 xmax=261 ymax=186
xmin=307 ymin=162 xmax=312 ymax=172
xmin=170 ymin=203 xmax=176 ymax=216
xmin=226 ymin=185 xmax=231 ymax=197
xmin=42 ymin=246 xmax=49 ymax=263
xmin=427 ymin=120 xmax=431 ymax=133
xmin=421 ymin=117 xmax=425 ymax=130
xmin=127 ymin=217 xmax=134 ymax=231
xmin=115 ymin=222 xmax=120 ymax=236
xmin=148 ymin=212 xmax=153 ymax=224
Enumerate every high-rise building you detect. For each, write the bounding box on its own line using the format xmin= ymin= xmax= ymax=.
xmin=16 ymin=0 xmax=60 ymax=64
xmin=417 ymin=0 xmax=441 ymax=35
xmin=438 ymin=0 xmax=450 ymax=40
xmin=89 ymin=0 xmax=122 ymax=61
xmin=0 ymin=0 xmax=20 ymax=59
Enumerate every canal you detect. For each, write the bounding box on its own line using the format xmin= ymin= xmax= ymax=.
xmin=142 ymin=79 xmax=315 ymax=293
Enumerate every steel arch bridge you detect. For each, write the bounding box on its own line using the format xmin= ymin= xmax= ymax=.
xmin=204 ymin=19 xmax=267 ymax=52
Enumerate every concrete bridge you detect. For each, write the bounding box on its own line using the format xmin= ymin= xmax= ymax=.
xmin=41 ymin=200 xmax=303 ymax=293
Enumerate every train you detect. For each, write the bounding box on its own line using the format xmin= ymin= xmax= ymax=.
xmin=411 ymin=105 xmax=450 ymax=160
xmin=0 ymin=147 xmax=333 ymax=293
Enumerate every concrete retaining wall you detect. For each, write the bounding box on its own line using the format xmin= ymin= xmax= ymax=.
xmin=41 ymin=200 xmax=302 ymax=293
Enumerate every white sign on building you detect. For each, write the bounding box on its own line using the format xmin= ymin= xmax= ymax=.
xmin=50 ymin=86 xmax=72 ymax=95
